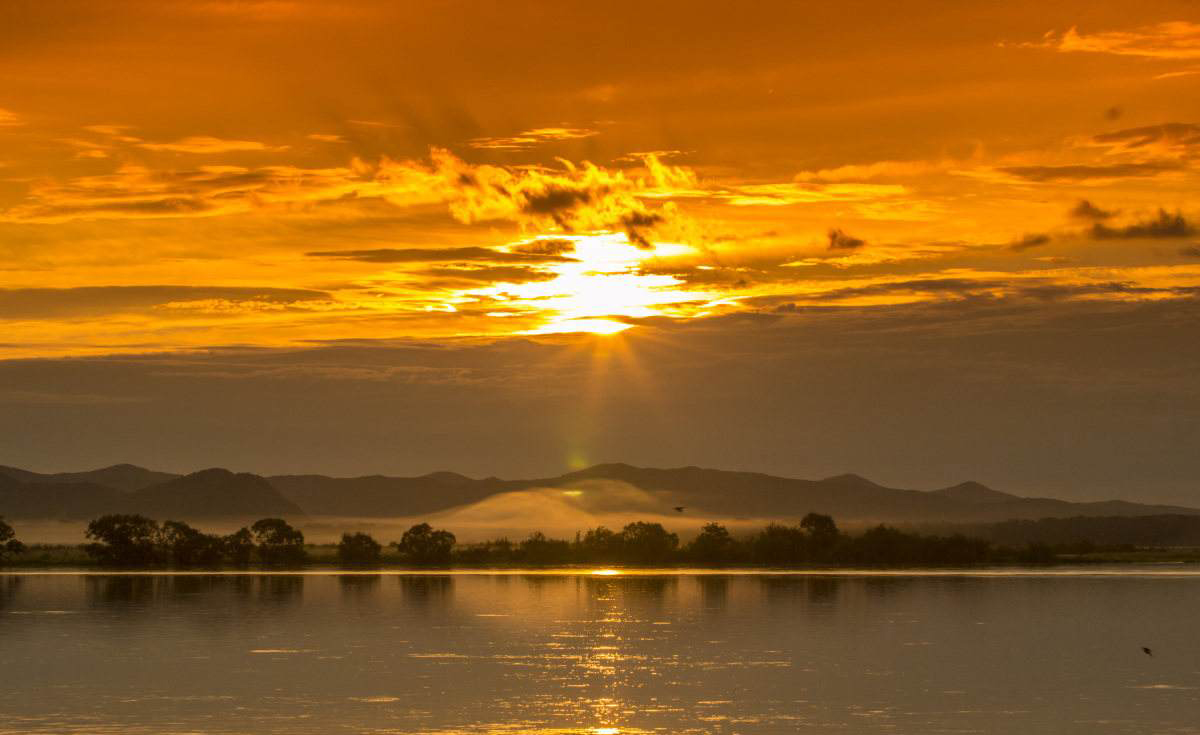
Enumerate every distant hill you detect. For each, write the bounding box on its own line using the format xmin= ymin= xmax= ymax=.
xmin=0 ymin=464 xmax=179 ymax=492
xmin=128 ymin=469 xmax=303 ymax=519
xmin=0 ymin=467 xmax=299 ymax=520
xmin=0 ymin=461 xmax=1195 ymax=525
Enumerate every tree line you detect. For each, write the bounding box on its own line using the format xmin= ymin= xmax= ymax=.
xmin=0 ymin=512 xmax=1059 ymax=568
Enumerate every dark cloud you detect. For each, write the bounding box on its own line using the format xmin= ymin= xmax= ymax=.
xmin=305 ymin=247 xmax=574 ymax=263
xmin=1016 ymin=281 xmax=1160 ymax=301
xmin=1091 ymin=209 xmax=1196 ymax=240
xmin=1069 ymin=200 xmax=1116 ymax=221
xmin=1000 ymin=161 xmax=1181 ymax=182
xmin=508 ymin=239 xmax=576 ymax=256
xmin=1010 ymin=233 xmax=1051 ymax=251
xmin=0 ymin=286 xmax=330 ymax=320
xmin=520 ymin=185 xmax=595 ymax=218
xmin=620 ymin=211 xmax=664 ymax=249
xmin=421 ymin=265 xmax=557 ymax=283
xmin=827 ymin=228 xmax=866 ymax=250
xmin=1093 ymin=123 xmax=1200 ymax=149
xmin=1179 ymin=245 xmax=1200 ymax=258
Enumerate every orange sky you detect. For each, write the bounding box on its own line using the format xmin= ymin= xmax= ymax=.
xmin=1 ymin=1 xmax=1198 ymax=356
xmin=2 ymin=1 xmax=1200 ymax=502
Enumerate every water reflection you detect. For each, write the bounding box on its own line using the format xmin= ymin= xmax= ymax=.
xmin=82 ymin=574 xmax=305 ymax=608
xmin=697 ymin=575 xmax=727 ymax=613
xmin=398 ymin=575 xmax=454 ymax=611
xmin=0 ymin=575 xmax=20 ymax=608
xmin=337 ymin=574 xmax=380 ymax=600
xmin=3 ymin=572 xmax=1199 ymax=735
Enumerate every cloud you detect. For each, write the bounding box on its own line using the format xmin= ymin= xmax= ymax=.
xmin=827 ymin=228 xmax=866 ymax=251
xmin=403 ymin=149 xmax=674 ymax=248
xmin=1092 ymin=123 xmax=1200 ymax=152
xmin=508 ymin=238 xmax=576 ymax=256
xmin=1070 ymin=200 xmax=1117 ymax=221
xmin=138 ymin=136 xmax=282 ymax=153
xmin=469 ymin=127 xmax=600 ymax=151
xmin=0 ymin=286 xmax=331 ymax=320
xmin=791 ymin=278 xmax=1005 ymax=303
xmin=421 ymin=265 xmax=557 ymax=284
xmin=1 ymin=150 xmax=680 ymax=250
xmin=1090 ymin=209 xmax=1196 ymax=240
xmin=307 ymin=133 xmax=344 ymax=143
xmin=1016 ymin=281 xmax=1162 ymax=301
xmin=0 ymin=108 xmax=22 ymax=127
xmin=1010 ymin=233 xmax=1051 ymax=251
xmin=998 ymin=161 xmax=1181 ymax=182
xmin=1029 ymin=22 xmax=1200 ymax=60
xmin=1179 ymin=245 xmax=1200 ymax=258
xmin=305 ymin=246 xmax=575 ymax=264
xmin=1 ymin=162 xmax=381 ymax=222
xmin=720 ymin=182 xmax=906 ymax=206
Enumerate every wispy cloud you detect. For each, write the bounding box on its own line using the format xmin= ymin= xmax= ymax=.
xmin=469 ymin=127 xmax=600 ymax=151
xmin=305 ymin=246 xmax=575 ymax=264
xmin=1024 ymin=22 xmax=1200 ymax=60
xmin=138 ymin=136 xmax=283 ymax=154
xmin=997 ymin=161 xmax=1182 ymax=182
xmin=0 ymin=108 xmax=22 ymax=127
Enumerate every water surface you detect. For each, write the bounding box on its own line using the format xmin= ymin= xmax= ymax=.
xmin=1 ymin=569 xmax=1198 ymax=734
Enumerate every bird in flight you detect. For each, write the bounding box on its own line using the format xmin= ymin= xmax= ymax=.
xmin=673 ymin=506 xmax=685 ymax=513
xmin=1143 ymin=647 xmax=1154 ymax=657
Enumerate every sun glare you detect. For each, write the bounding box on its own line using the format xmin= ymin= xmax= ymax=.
xmin=591 ymin=569 xmax=623 ymax=576
xmin=467 ymin=234 xmax=710 ymax=335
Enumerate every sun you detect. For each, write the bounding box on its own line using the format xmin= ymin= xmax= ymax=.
xmin=468 ymin=233 xmax=712 ymax=335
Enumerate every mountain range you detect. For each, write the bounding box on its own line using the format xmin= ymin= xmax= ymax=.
xmin=1 ymin=462 xmax=1195 ymax=525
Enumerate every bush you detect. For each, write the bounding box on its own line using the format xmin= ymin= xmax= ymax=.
xmin=0 ymin=517 xmax=24 ymax=563
xmin=394 ymin=523 xmax=455 ymax=566
xmin=251 ymin=518 xmax=306 ymax=567
xmin=337 ymin=532 xmax=382 ymax=568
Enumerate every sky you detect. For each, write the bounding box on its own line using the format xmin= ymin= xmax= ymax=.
xmin=1 ymin=1 xmax=1199 ymax=503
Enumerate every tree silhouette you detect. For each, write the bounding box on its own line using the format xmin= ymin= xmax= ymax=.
xmin=394 ymin=523 xmax=455 ymax=566
xmin=84 ymin=514 xmax=163 ymax=566
xmin=250 ymin=518 xmax=306 ymax=567
xmin=686 ymin=522 xmax=736 ymax=564
xmin=800 ymin=513 xmax=840 ymax=560
xmin=223 ymin=527 xmax=255 ymax=567
xmin=337 ymin=532 xmax=383 ymax=568
xmin=0 ymin=517 xmax=24 ymax=563
xmin=618 ymin=521 xmax=678 ymax=564
xmin=160 ymin=520 xmax=225 ymax=567
xmin=518 ymin=531 xmax=571 ymax=565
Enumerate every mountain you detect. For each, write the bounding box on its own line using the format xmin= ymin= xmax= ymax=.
xmin=931 ymin=481 xmax=1019 ymax=505
xmin=0 ymin=461 xmax=1196 ymax=525
xmin=0 ymin=463 xmax=178 ymax=492
xmin=127 ymin=469 xmax=303 ymax=519
xmin=267 ymin=471 xmax=503 ymax=517
xmin=0 ymin=473 xmax=123 ymax=519
xmin=0 ymin=468 xmax=299 ymax=520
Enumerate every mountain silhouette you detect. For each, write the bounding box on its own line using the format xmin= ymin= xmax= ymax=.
xmin=0 ymin=463 xmax=178 ymax=492
xmin=0 ymin=462 xmax=1195 ymax=524
xmin=0 ymin=467 xmax=298 ymax=520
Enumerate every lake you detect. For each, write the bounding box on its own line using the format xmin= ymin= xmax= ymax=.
xmin=1 ymin=570 xmax=1198 ymax=734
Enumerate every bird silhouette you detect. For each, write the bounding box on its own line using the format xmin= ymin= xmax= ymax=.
xmin=1142 ymin=647 xmax=1153 ymax=657
xmin=673 ymin=506 xmax=685 ymax=513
